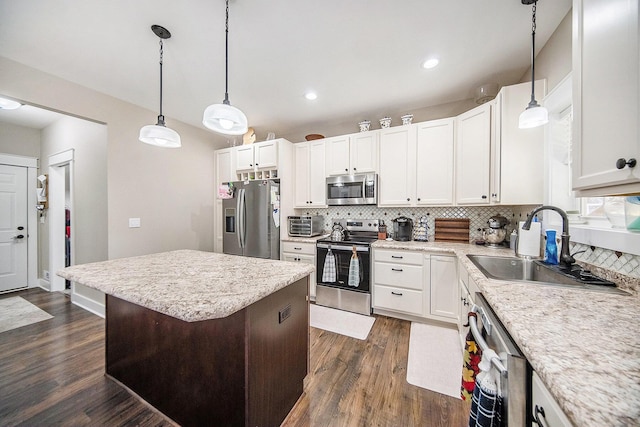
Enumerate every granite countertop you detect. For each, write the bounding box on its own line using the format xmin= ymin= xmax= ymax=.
xmin=372 ymin=240 xmax=640 ymax=427
xmin=57 ymin=250 xmax=314 ymax=322
xmin=281 ymin=234 xmax=328 ymax=243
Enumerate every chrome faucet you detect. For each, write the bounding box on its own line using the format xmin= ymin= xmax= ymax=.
xmin=522 ymin=205 xmax=575 ymax=268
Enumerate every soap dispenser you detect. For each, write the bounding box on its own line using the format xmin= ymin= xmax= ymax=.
xmin=544 ymin=229 xmax=558 ymax=265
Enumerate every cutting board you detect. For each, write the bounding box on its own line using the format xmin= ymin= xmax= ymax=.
xmin=434 ymin=218 xmax=470 ymax=242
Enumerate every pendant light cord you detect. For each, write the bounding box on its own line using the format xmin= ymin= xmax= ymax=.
xmin=158 ymin=39 xmax=166 ymax=125
xmin=528 ymin=1 xmax=537 ymax=107
xmin=223 ymin=0 xmax=230 ymax=105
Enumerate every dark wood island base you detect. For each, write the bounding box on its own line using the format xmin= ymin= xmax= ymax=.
xmin=105 ymin=278 xmax=309 ymax=427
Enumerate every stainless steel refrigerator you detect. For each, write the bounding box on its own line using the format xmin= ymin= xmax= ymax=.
xmin=223 ymin=179 xmax=280 ymax=259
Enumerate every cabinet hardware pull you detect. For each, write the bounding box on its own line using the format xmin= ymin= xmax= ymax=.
xmin=345 ymin=168 xmax=348 ymax=172
xmin=391 ymin=291 xmax=403 ymax=296
xmin=616 ymin=158 xmax=637 ymax=169
xmin=481 ymin=195 xmax=487 ymax=199
xmin=391 ymin=255 xmax=403 ymax=259
xmin=294 ymin=247 xmax=302 ymax=250
xmin=532 ymin=405 xmax=548 ymax=427
xmin=391 ymin=268 xmax=403 ymax=272
xmin=417 ymin=198 xmax=421 ymax=201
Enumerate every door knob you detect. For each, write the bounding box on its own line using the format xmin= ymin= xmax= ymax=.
xmin=616 ymin=158 xmax=637 ymax=169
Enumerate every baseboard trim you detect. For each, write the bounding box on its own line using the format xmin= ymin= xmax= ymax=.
xmin=71 ymin=292 xmax=105 ymax=318
xmin=37 ymin=278 xmax=51 ymax=291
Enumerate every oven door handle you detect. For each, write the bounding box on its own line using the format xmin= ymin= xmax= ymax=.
xmin=317 ymin=243 xmax=369 ymax=252
xmin=468 ymin=306 xmax=507 ymax=375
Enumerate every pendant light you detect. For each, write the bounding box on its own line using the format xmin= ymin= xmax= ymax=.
xmin=519 ymin=0 xmax=548 ymax=129
xmin=139 ymin=25 xmax=182 ymax=148
xmin=202 ymin=0 xmax=248 ymax=135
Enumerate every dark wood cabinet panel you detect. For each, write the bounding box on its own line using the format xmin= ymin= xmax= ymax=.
xmin=105 ymin=277 xmax=309 ymax=427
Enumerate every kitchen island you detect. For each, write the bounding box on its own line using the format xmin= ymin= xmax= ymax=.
xmin=58 ymin=249 xmax=315 ymax=427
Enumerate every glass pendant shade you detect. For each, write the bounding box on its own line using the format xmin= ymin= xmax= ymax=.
xmin=519 ymin=103 xmax=549 ymax=129
xmin=139 ymin=121 xmax=181 ymax=148
xmin=202 ymin=102 xmax=248 ymax=135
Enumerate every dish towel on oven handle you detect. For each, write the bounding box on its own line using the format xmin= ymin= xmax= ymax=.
xmin=461 ymin=312 xmax=483 ymax=401
xmin=348 ymin=246 xmax=360 ymax=287
xmin=468 ymin=349 xmax=504 ymax=427
xmin=322 ymin=248 xmax=337 ymax=283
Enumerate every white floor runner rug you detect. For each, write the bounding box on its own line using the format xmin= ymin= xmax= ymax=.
xmin=0 ymin=296 xmax=53 ymax=333
xmin=407 ymin=322 xmax=462 ymax=399
xmin=310 ymin=304 xmax=375 ymax=340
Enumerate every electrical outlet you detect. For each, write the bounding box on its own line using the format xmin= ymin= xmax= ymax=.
xmin=44 ymin=270 xmax=50 ymax=281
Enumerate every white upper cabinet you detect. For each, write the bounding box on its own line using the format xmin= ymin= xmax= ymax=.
xmin=416 ymin=118 xmax=455 ymax=205
xmin=572 ymin=0 xmax=640 ymax=195
xmin=456 ymin=103 xmax=492 ymax=205
xmin=326 ymin=132 xmax=378 ymax=176
xmin=214 ymin=147 xmax=235 ymax=184
xmin=294 ymin=141 xmax=327 ymax=208
xmin=492 ymin=80 xmax=546 ymax=205
xmin=235 ymin=140 xmax=278 ymax=172
xmin=378 ymin=126 xmax=417 ymax=206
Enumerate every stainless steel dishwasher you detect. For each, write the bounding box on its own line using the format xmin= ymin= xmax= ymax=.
xmin=468 ymin=293 xmax=529 ymax=427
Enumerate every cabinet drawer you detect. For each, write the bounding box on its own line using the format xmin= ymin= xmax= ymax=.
xmin=374 ymin=249 xmax=423 ymax=265
xmin=532 ymin=371 xmax=572 ymax=427
xmin=373 ymin=285 xmax=423 ymax=315
xmin=374 ymin=263 xmax=423 ymax=290
xmin=282 ymin=241 xmax=315 ymax=255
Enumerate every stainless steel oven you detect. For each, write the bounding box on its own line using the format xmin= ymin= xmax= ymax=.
xmin=468 ymin=293 xmax=530 ymax=427
xmin=315 ymin=219 xmax=379 ymax=315
xmin=326 ymin=174 xmax=377 ymax=206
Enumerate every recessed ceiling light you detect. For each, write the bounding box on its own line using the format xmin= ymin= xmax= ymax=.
xmin=304 ymin=91 xmax=318 ymax=101
xmin=0 ymin=96 xmax=22 ymax=110
xmin=422 ymin=58 xmax=440 ymax=69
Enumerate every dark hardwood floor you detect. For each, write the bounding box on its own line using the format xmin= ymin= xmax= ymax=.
xmin=1 ymin=289 xmax=469 ymax=426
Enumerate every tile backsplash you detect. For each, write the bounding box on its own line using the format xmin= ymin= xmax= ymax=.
xmin=295 ymin=205 xmax=640 ymax=280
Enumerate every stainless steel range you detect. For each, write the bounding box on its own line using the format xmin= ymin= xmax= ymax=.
xmin=315 ymin=219 xmax=380 ymax=315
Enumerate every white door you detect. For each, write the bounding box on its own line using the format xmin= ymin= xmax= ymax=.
xmin=0 ymin=164 xmax=28 ymax=293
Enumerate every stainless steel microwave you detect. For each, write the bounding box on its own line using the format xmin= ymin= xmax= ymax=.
xmin=326 ymin=173 xmax=377 ymax=206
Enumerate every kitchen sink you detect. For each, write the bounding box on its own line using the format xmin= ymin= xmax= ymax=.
xmin=466 ymin=255 xmax=628 ymax=295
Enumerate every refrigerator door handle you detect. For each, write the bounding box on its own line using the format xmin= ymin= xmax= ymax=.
xmin=238 ymin=188 xmax=246 ymax=248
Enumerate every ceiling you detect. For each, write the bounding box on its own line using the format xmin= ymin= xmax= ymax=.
xmin=0 ymin=0 xmax=571 ymax=143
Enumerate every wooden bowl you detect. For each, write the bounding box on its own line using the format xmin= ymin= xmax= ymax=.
xmin=305 ymin=134 xmax=324 ymax=141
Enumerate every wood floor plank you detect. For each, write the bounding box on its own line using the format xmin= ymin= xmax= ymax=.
xmin=0 ymin=289 xmax=470 ymax=426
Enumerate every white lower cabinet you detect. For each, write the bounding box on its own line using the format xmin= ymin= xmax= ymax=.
xmin=429 ymin=255 xmax=459 ymax=321
xmin=532 ymin=371 xmax=573 ymax=427
xmin=373 ymin=249 xmax=425 ymax=316
xmin=373 ymin=249 xmax=458 ymax=324
xmin=281 ymin=241 xmax=317 ymax=299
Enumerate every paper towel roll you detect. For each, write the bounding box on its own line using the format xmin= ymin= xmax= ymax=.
xmin=517 ymin=221 xmax=541 ymax=257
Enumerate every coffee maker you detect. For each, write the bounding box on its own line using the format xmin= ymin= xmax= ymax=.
xmin=393 ymin=216 xmax=414 ymax=241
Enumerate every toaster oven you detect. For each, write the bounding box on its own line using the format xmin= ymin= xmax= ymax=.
xmin=287 ymin=215 xmax=324 ymax=237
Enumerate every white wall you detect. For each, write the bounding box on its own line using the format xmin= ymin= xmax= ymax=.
xmin=0 ymin=122 xmax=40 ymax=157
xmin=40 ymin=116 xmax=108 ymax=273
xmin=0 ymin=55 xmax=223 ymax=261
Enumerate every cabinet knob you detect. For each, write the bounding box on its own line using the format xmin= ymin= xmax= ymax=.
xmin=249 ymin=163 xmax=253 ymax=167
xmin=353 ymin=168 xmax=356 ymax=171
xmin=345 ymin=168 xmax=348 ymax=172
xmin=616 ymin=158 xmax=637 ymax=169
xmin=407 ymin=198 xmax=410 ymax=201
xmin=417 ymin=198 xmax=421 ymax=201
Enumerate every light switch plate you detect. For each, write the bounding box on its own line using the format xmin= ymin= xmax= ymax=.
xmin=129 ymin=218 xmax=141 ymax=228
